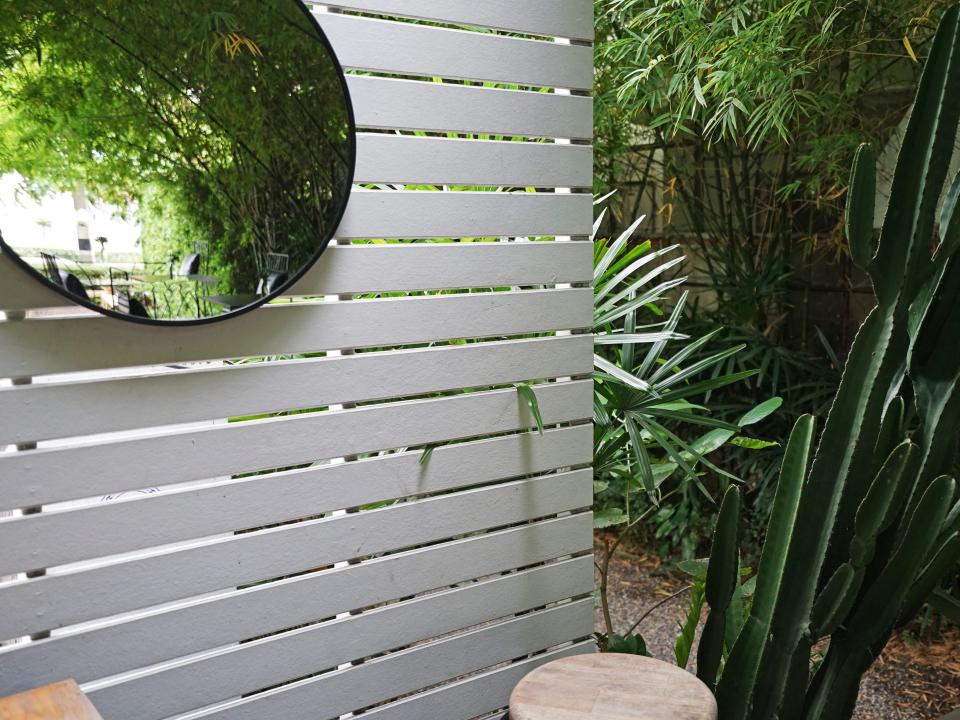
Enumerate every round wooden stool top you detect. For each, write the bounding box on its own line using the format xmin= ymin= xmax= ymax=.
xmin=509 ymin=653 xmax=718 ymax=720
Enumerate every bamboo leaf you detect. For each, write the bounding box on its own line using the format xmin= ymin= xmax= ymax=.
xmin=515 ymin=383 xmax=544 ymax=435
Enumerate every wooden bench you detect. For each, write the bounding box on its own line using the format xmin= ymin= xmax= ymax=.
xmin=510 ymin=654 xmax=718 ymax=720
xmin=0 ymin=680 xmax=104 ymax=720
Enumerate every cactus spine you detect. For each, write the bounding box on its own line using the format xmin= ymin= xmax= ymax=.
xmin=697 ymin=7 xmax=960 ymax=719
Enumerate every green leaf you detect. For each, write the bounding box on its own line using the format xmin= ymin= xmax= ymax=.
xmin=675 ymin=583 xmax=706 ymax=668
xmin=677 ymin=558 xmax=710 ymax=581
xmin=738 ymin=397 xmax=783 ymax=426
xmin=595 ymin=354 xmax=650 ymax=392
xmin=625 ymin=415 xmax=656 ymax=495
xmin=594 ymin=507 xmax=629 ymax=528
xmin=730 ymin=437 xmax=780 ymax=450
xmin=929 ymin=587 xmax=960 ymax=625
xmin=693 ymin=74 xmax=707 ymax=107
xmin=418 ymin=445 xmax=434 ymax=465
xmin=515 ymin=383 xmax=544 ymax=435
xmin=608 ymin=633 xmax=651 ymax=656
xmin=846 ymin=143 xmax=876 ymax=271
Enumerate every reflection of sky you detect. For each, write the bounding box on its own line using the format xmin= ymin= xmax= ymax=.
xmin=0 ymin=172 xmax=143 ymax=260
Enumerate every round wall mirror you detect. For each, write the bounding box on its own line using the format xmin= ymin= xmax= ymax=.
xmin=0 ymin=1 xmax=354 ymax=324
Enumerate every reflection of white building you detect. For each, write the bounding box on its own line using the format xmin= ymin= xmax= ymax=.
xmin=0 ymin=173 xmax=143 ymax=263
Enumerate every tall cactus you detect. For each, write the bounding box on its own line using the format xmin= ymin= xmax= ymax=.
xmin=697 ymin=7 xmax=960 ymax=719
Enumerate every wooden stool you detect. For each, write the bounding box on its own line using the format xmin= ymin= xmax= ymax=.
xmin=0 ymin=680 xmax=104 ymax=720
xmin=510 ymin=654 xmax=718 ymax=720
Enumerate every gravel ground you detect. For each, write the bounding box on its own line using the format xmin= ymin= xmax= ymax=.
xmin=594 ymin=536 xmax=960 ymax=719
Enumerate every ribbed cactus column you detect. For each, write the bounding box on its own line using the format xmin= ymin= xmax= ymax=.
xmin=692 ymin=7 xmax=960 ymax=720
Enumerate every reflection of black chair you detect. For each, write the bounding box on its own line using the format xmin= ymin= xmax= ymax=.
xmin=41 ymin=252 xmax=61 ymax=284
xmin=257 ymin=272 xmax=288 ymax=296
xmin=179 ymin=253 xmax=201 ymax=277
xmin=117 ymin=291 xmax=150 ymax=319
xmin=257 ymin=252 xmax=290 ymax=296
xmin=41 ymin=252 xmax=89 ymax=301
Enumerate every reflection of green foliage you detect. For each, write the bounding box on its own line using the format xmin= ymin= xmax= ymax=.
xmin=0 ymin=0 xmax=351 ymax=298
xmin=138 ymin=184 xmax=213 ymax=273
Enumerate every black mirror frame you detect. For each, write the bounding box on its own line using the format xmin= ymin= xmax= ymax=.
xmin=0 ymin=0 xmax=356 ymax=327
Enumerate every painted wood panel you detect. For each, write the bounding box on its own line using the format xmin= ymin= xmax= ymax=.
xmin=354 ymin=134 xmax=593 ymax=187
xmin=349 ymin=75 xmax=593 ymax=138
xmin=0 ymin=288 xmax=592 ymax=376
xmin=0 ymin=470 xmax=592 ymax=641
xmin=0 ymin=4 xmax=594 ymax=717
xmin=173 ymin=600 xmax=594 ymax=720
xmin=320 ymin=13 xmax=593 ymax=90
xmin=86 ymin=557 xmax=593 ymax=720
xmin=321 ymin=0 xmax=595 ymax=40
xmin=0 ymin=380 xmax=591 ymax=510
xmin=1 ymin=241 xmax=593 ymax=313
xmin=0 ymin=514 xmax=592 ymax=693
xmin=0 ymin=335 xmax=592 ymax=444
xmin=335 ymin=190 xmax=592 ymax=238
xmin=359 ymin=643 xmax=595 ymax=720
xmin=0 ymin=425 xmax=592 ymax=574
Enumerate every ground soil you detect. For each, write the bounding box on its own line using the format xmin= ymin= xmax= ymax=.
xmin=594 ymin=534 xmax=960 ymax=719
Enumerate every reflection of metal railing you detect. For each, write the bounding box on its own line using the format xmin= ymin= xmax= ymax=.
xmin=28 ymin=251 xmax=223 ymax=319
xmin=105 ymin=263 xmax=218 ymax=320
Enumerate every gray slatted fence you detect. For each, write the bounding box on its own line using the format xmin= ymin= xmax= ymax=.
xmin=0 ymin=3 xmax=595 ymax=718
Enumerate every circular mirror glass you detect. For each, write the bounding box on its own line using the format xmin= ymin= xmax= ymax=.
xmin=0 ymin=1 xmax=354 ymax=324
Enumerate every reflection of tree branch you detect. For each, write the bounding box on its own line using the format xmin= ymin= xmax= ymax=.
xmin=62 ymin=2 xmax=326 ymax=234
xmin=252 ymin=0 xmax=351 ymax=167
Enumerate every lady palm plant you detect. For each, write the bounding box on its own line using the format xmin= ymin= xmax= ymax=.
xmin=591 ymin=196 xmax=780 ymax=646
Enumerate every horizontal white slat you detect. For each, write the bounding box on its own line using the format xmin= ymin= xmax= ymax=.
xmin=0 ymin=514 xmax=591 ymax=694
xmin=320 ymin=13 xmax=592 ymax=90
xmin=0 ymin=424 xmax=592 ymax=574
xmin=1 ymin=241 xmax=593 ymax=313
xmin=0 ymin=253 xmax=61 ymax=315
xmin=0 ymin=287 xmax=592 ymax=376
xmin=86 ymin=556 xmax=593 ymax=720
xmin=0 ymin=379 xmax=591 ymax=511
xmin=294 ymin=239 xmax=592 ymax=291
xmin=176 ymin=599 xmax=594 ymax=720
xmin=322 ymin=0 xmax=594 ymax=41
xmin=12 ymin=191 xmax=592 ymax=246
xmin=0 ymin=192 xmax=589 ymax=258
xmin=0 ymin=335 xmax=592 ymax=445
xmin=338 ymin=190 xmax=592 ymax=238
xmin=354 ymin=134 xmax=592 ymax=187
xmin=0 ymin=470 xmax=592 ymax=640
xmin=350 ymin=76 xmax=592 ymax=138
xmin=360 ymin=643 xmax=594 ymax=720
